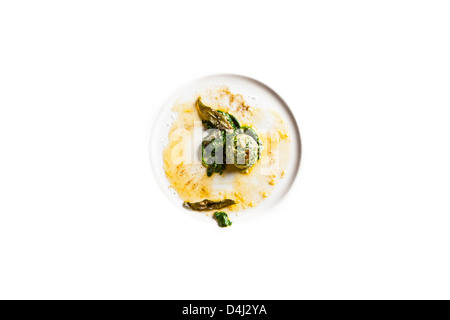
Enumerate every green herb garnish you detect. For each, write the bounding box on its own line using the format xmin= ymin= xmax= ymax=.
xmin=214 ymin=211 xmax=232 ymax=227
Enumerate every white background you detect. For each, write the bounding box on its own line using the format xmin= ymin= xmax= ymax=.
xmin=0 ymin=1 xmax=449 ymax=300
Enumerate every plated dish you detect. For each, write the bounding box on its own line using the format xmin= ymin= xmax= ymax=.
xmin=151 ymin=75 xmax=301 ymax=227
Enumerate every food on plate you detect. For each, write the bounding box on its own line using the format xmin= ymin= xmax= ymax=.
xmin=162 ymin=86 xmax=291 ymax=226
xmin=213 ymin=211 xmax=232 ymax=227
xmin=198 ymin=97 xmax=263 ymax=176
xmin=183 ymin=199 xmax=236 ymax=211
xmin=196 ymin=98 xmax=236 ymax=130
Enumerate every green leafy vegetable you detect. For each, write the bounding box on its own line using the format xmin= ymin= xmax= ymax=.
xmin=214 ymin=211 xmax=232 ymax=227
xmin=227 ymin=113 xmax=241 ymax=130
xmin=217 ymin=110 xmax=241 ymax=130
xmin=202 ymin=129 xmax=226 ymax=176
xmin=196 ymin=98 xmax=234 ymax=130
xmin=183 ymin=199 xmax=236 ymax=211
xmin=206 ymin=164 xmax=224 ymax=177
xmin=202 ymin=120 xmax=216 ymax=130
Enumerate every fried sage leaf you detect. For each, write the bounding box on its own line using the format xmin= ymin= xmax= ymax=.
xmin=196 ymin=98 xmax=234 ymax=130
xmin=214 ymin=211 xmax=232 ymax=227
xmin=183 ymin=199 xmax=236 ymax=211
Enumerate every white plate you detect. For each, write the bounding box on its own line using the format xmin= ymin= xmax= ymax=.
xmin=150 ymin=74 xmax=301 ymax=224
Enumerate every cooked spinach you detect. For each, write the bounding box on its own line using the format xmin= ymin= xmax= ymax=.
xmin=206 ymin=164 xmax=224 ymax=177
xmin=217 ymin=110 xmax=241 ymax=130
xmin=213 ymin=211 xmax=232 ymax=227
xmin=202 ymin=129 xmax=226 ymax=176
xmin=183 ymin=199 xmax=236 ymax=211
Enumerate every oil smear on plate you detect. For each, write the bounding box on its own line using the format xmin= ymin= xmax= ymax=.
xmin=162 ymin=86 xmax=291 ymax=216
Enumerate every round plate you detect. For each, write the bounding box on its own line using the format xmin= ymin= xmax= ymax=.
xmin=150 ymin=74 xmax=301 ymax=224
